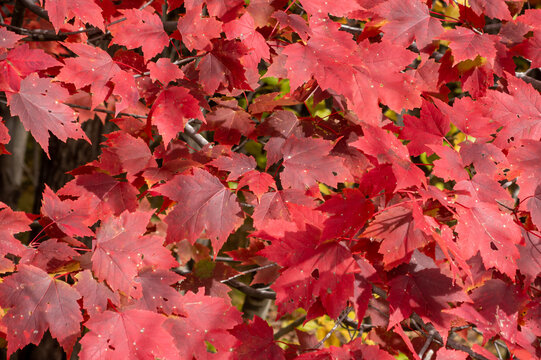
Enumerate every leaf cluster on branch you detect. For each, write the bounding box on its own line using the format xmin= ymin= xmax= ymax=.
xmin=0 ymin=0 xmax=540 ymax=359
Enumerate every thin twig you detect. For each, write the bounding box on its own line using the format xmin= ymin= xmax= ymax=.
xmin=314 ymin=308 xmax=352 ymax=349
xmin=418 ymin=330 xmax=436 ymax=358
xmin=220 ymin=263 xmax=278 ymax=283
xmin=274 ymin=315 xmax=307 ymax=340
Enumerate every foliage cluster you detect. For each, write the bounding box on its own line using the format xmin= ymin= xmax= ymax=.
xmin=0 ymin=0 xmax=540 ymax=359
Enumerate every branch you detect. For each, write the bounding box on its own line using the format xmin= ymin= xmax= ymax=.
xmin=224 ymin=279 xmax=276 ymax=299
xmin=274 ymin=315 xmax=306 ymax=340
xmin=314 ymin=307 xmax=352 ymax=349
xmin=220 ymin=263 xmax=278 ymax=283
xmin=411 ymin=314 xmax=490 ymax=360
xmin=63 ymin=103 xmax=208 ymax=147
xmin=19 ymin=0 xmax=49 ymax=21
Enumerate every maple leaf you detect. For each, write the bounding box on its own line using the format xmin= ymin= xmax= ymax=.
xmin=252 ymin=189 xmax=315 ymax=234
xmin=184 ymin=0 xmax=245 ymax=19
xmin=351 ymin=125 xmax=425 ymax=190
xmin=280 ymin=135 xmax=349 ymax=189
xmin=74 ymin=269 xmax=120 ymax=316
xmin=177 ymin=5 xmax=223 ymax=52
xmin=438 ymin=28 xmax=496 ymax=64
xmin=428 ymin=144 xmax=469 ymax=182
xmin=131 ymin=268 xmax=184 ymax=315
xmin=363 ymin=202 xmax=432 ymax=269
xmin=79 ymin=309 xmax=179 ymax=360
xmin=0 ymin=264 xmax=82 ymax=357
xmin=6 ymin=73 xmax=88 ymax=156
xmin=91 ymin=210 xmax=177 ymax=297
xmin=0 ymin=28 xmax=23 ymax=48
xmin=387 ymin=251 xmax=471 ymax=339
xmin=237 ymin=170 xmax=276 ymax=200
xmin=41 ymin=184 xmax=95 ymax=237
xmin=109 ymin=9 xmax=169 ymax=61
xmin=163 ymin=291 xmax=242 ymax=359
xmin=56 ymin=42 xmax=121 ymax=109
xmin=0 ymin=202 xmax=31 ymax=258
xmin=156 ymin=168 xmax=244 ymax=251
xmin=445 ymin=279 xmax=526 ymax=342
xmin=230 ymin=316 xmax=285 ymax=360
xmin=197 ymin=39 xmax=251 ymax=94
xmin=210 ymin=153 xmax=257 ymax=181
xmin=45 ymin=0 xmax=105 ymax=33
xmin=149 ymin=86 xmax=205 ymax=146
xmin=401 ymin=99 xmax=450 ymax=156
xmin=19 ymin=239 xmax=79 ymax=272
xmin=468 ymin=0 xmax=512 ymax=20
xmin=482 ymin=78 xmax=541 ymax=149
xmin=374 ymin=0 xmax=443 ymax=48
xmin=454 ymin=202 xmax=521 ymax=278
xmin=99 ymin=131 xmax=157 ymax=181
xmin=75 ymin=172 xmax=139 ymax=215
xmin=204 ymin=100 xmax=256 ymax=145
xmin=223 ymin=12 xmax=270 ymax=69
xmin=261 ymin=226 xmax=356 ymax=318
xmin=1 ymin=43 xmax=61 ymax=79
xmin=147 ymin=58 xmax=184 ymax=85
xmin=318 ymin=188 xmax=374 ymax=241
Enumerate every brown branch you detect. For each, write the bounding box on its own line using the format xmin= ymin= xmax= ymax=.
xmin=274 ymin=315 xmax=307 ymax=340
xmin=222 ymin=279 xmax=276 ymax=299
xmin=19 ymin=0 xmax=49 ymax=22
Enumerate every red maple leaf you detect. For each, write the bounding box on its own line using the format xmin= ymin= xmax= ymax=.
xmin=261 ymin=226 xmax=355 ymax=318
xmin=149 ymin=86 xmax=205 ymax=146
xmin=91 ymin=210 xmax=177 ymax=297
xmin=468 ymin=0 xmax=512 ymax=20
xmin=40 ymin=185 xmax=95 ymax=237
xmin=56 ymin=42 xmax=121 ymax=109
xmin=6 ymin=73 xmax=88 ymax=156
xmin=0 ymin=202 xmax=31 ymax=258
xmin=204 ymin=100 xmax=256 ymax=145
xmin=438 ymin=28 xmax=496 ymax=63
xmin=352 ymin=125 xmax=425 ymax=190
xmin=163 ymin=291 xmax=242 ymax=359
xmin=177 ymin=5 xmax=223 ymax=52
xmin=280 ymin=135 xmax=349 ymax=189
xmin=0 ymin=264 xmax=82 ymax=357
xmin=197 ymin=39 xmax=252 ymax=94
xmin=109 ymin=9 xmax=170 ymax=61
xmin=147 ymin=58 xmax=184 ymax=85
xmin=401 ymin=99 xmax=450 ymax=156
xmin=318 ymin=188 xmax=375 ymax=241
xmin=156 ymin=168 xmax=244 ymax=251
xmin=132 ymin=268 xmax=184 ymax=315
xmin=223 ymin=12 xmax=270 ymax=69
xmin=210 ymin=153 xmax=257 ymax=181
xmin=374 ymin=0 xmax=444 ymax=48
xmin=387 ymin=251 xmax=471 ymax=339
xmin=79 ymin=309 xmax=179 ymax=360
xmin=237 ymin=170 xmax=276 ymax=200
xmin=363 ymin=202 xmax=431 ymax=269
xmin=74 ymin=269 xmax=120 ymax=316
xmin=230 ymin=316 xmax=285 ymax=360
xmin=45 ymin=0 xmax=105 ymax=33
